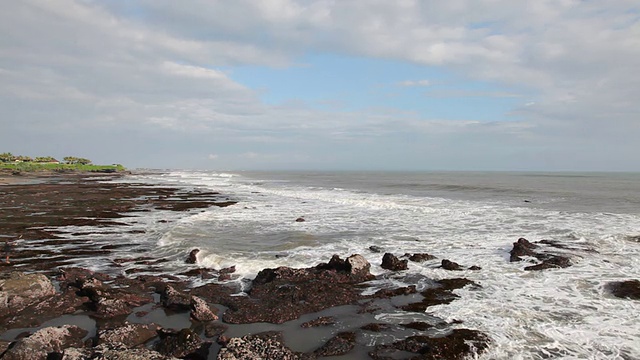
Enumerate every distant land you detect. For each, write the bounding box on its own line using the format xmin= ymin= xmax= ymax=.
xmin=0 ymin=152 xmax=125 ymax=173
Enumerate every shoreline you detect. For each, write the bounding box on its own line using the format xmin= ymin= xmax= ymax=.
xmin=2 ymin=172 xmax=635 ymax=359
xmin=0 ymin=172 xmax=492 ymax=359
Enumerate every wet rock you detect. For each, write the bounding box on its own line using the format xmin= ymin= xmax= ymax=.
xmin=90 ymin=343 xmax=179 ymax=360
xmin=605 ymin=280 xmax=640 ymax=300
xmin=468 ymin=265 xmax=482 ymax=270
xmin=97 ymin=323 xmax=160 ymax=347
xmin=155 ymin=328 xmax=210 ymax=359
xmin=373 ymin=285 xmax=417 ymax=298
xmin=510 ymin=237 xmax=538 ymax=262
xmin=217 ymin=331 xmax=308 ymax=360
xmin=190 ymin=295 xmax=219 ymax=321
xmin=361 ymin=323 xmax=391 ymax=332
xmin=0 ymin=285 xmax=86 ymax=332
xmin=1 ymin=325 xmax=87 ymax=360
xmin=440 ymin=259 xmax=463 ymax=271
xmin=402 ymin=322 xmax=433 ymax=331
xmin=369 ymin=329 xmax=489 ymax=360
xmin=220 ymin=254 xmax=374 ymax=324
xmin=204 ymin=323 xmax=228 ymax=338
xmin=314 ymin=331 xmax=356 ymax=357
xmin=402 ymin=278 xmax=478 ymax=312
xmin=369 ymin=245 xmax=383 ymax=253
xmin=76 ymin=279 xmax=153 ymax=319
xmin=0 ymin=340 xmax=11 ymax=355
xmin=186 ymin=249 xmax=200 ymax=264
xmin=381 ymin=253 xmax=408 ymax=271
xmin=301 ymin=316 xmax=335 ymax=328
xmin=0 ymin=272 xmax=56 ymax=316
xmin=295 ymin=217 xmax=306 ymax=222
xmin=161 ymin=285 xmax=191 ymax=311
xmin=524 ymin=255 xmax=571 ymax=271
xmin=407 ymin=253 xmax=436 ymax=262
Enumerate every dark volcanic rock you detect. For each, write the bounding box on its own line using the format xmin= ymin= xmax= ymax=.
xmin=155 ymin=328 xmax=210 ymax=359
xmin=440 ymin=259 xmax=463 ymax=271
xmin=215 ymin=254 xmax=374 ymax=324
xmin=1 ymin=325 xmax=87 ymax=360
xmin=369 ymin=245 xmax=384 ymax=253
xmin=217 ymin=331 xmax=308 ymax=360
xmin=97 ymin=323 xmax=160 ymax=347
xmin=204 ymin=323 xmax=229 ymax=338
xmin=301 ymin=316 xmax=335 ymax=328
xmin=510 ymin=237 xmax=538 ymax=262
xmin=381 ymin=253 xmax=408 ymax=271
xmin=606 ymin=280 xmax=640 ymax=300
xmin=186 ymin=249 xmax=200 ymax=264
xmin=75 ymin=277 xmax=153 ymax=319
xmin=369 ymin=329 xmax=489 ymax=360
xmin=524 ymin=255 xmax=571 ymax=271
xmin=361 ymin=323 xmax=391 ymax=332
xmin=295 ymin=217 xmax=306 ymax=222
xmin=402 ymin=278 xmax=478 ymax=313
xmin=161 ymin=285 xmax=191 ymax=311
xmin=314 ymin=331 xmax=356 ymax=357
xmin=407 ymin=253 xmax=437 ymax=262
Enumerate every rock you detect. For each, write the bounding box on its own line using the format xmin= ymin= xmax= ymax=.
xmin=369 ymin=245 xmax=383 ymax=253
xmin=402 ymin=278 xmax=479 ymax=312
xmin=524 ymin=255 xmax=571 ymax=271
xmin=217 ymin=331 xmax=307 ymax=360
xmin=94 ymin=297 xmax=133 ymax=319
xmin=186 ymin=249 xmax=200 ymax=264
xmin=369 ymin=329 xmax=489 ymax=360
xmin=97 ymin=323 xmax=160 ymax=347
xmin=605 ymin=280 xmax=640 ymax=300
xmin=509 ymin=238 xmax=538 ymax=262
xmin=295 ymin=217 xmax=306 ymax=222
xmin=155 ymin=328 xmax=210 ymax=359
xmin=301 ymin=316 xmax=335 ymax=328
xmin=468 ymin=265 xmax=482 ymax=270
xmin=204 ymin=323 xmax=228 ymax=338
xmin=440 ymin=259 xmax=463 ymax=271
xmin=190 ymin=296 xmax=219 ymax=321
xmin=401 ymin=322 xmax=434 ymax=331
xmin=361 ymin=323 xmax=390 ymax=332
xmin=314 ymin=331 xmax=356 ymax=357
xmin=161 ymin=285 xmax=191 ymax=311
xmin=381 ymin=253 xmax=408 ymax=271
xmin=0 ymin=272 xmax=56 ymax=316
xmin=1 ymin=325 xmax=87 ymax=360
xmin=407 ymin=253 xmax=436 ymax=262
xmin=218 ymin=254 xmax=374 ymax=324
xmin=91 ymin=343 xmax=180 ymax=360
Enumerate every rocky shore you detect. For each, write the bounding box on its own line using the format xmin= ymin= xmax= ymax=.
xmin=1 ymin=173 xmax=637 ymax=359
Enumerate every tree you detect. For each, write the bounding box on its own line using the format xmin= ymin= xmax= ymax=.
xmin=0 ymin=152 xmax=15 ymax=162
xmin=63 ymin=156 xmax=92 ymax=165
xmin=35 ymin=156 xmax=57 ymax=163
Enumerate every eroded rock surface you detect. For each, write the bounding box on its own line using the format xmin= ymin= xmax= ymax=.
xmin=1 ymin=325 xmax=87 ymax=360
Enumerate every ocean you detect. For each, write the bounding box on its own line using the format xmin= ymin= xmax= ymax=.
xmin=80 ymin=170 xmax=640 ymax=359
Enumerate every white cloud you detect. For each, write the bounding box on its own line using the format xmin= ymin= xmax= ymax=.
xmin=398 ymin=80 xmax=431 ymax=87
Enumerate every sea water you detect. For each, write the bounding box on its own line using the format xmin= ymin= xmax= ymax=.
xmin=88 ymin=170 xmax=640 ymax=359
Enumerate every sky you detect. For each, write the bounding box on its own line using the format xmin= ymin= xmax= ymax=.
xmin=1 ymin=0 xmax=639 ymax=171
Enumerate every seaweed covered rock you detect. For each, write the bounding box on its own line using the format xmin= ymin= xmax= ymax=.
xmin=217 ymin=331 xmax=308 ymax=360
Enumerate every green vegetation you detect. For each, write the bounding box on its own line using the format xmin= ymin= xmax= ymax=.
xmin=0 ymin=152 xmax=125 ymax=173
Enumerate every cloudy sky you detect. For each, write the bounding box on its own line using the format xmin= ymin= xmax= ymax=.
xmin=1 ymin=1 xmax=639 ymax=171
